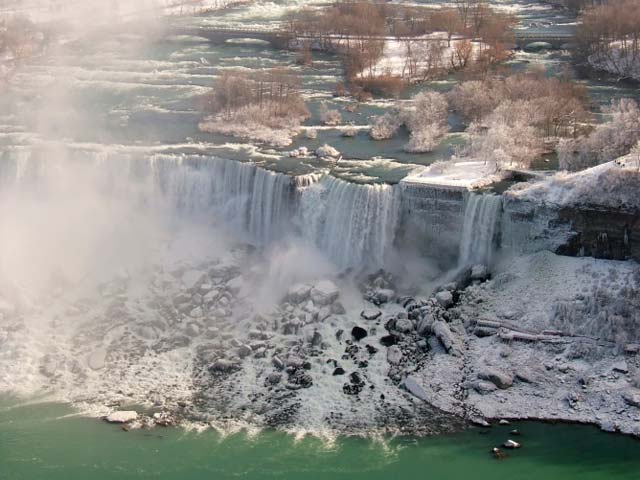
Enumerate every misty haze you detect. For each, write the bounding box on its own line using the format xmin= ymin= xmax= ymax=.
xmin=0 ymin=1 xmax=639 ymax=479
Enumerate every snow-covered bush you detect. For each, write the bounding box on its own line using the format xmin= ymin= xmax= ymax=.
xmin=319 ymin=103 xmax=342 ymax=126
xmin=370 ymin=112 xmax=401 ymax=140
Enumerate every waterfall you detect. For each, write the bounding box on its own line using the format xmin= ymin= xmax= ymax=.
xmin=2 ymin=146 xmax=403 ymax=270
xmin=151 ymin=154 xmax=293 ymax=244
xmin=299 ymin=176 xmax=400 ymax=270
xmin=458 ymin=193 xmax=502 ymax=267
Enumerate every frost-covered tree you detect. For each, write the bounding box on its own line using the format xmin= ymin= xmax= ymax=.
xmin=557 ymin=99 xmax=640 ymax=171
xmin=468 ymin=100 xmax=543 ymax=168
xmin=401 ymin=91 xmax=449 ymax=152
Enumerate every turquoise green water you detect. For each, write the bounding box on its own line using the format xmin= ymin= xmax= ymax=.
xmin=1 ymin=401 xmax=638 ymax=480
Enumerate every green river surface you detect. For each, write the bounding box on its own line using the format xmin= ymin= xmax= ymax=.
xmin=1 ymin=400 xmax=638 ymax=480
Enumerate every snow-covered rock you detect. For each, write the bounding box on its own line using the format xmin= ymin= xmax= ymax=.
xmin=310 ymin=280 xmax=339 ymax=306
xmin=315 ymin=144 xmax=340 ymax=158
xmin=87 ymin=348 xmax=107 ymax=370
xmin=105 ymin=411 xmax=138 ymax=423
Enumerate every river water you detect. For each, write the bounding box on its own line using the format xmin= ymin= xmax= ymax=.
xmin=2 ymin=0 xmax=638 ymax=184
xmin=1 ymin=399 xmax=639 ymax=480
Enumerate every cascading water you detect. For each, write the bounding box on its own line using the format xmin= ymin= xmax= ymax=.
xmin=1 ymin=147 xmax=402 ymax=271
xmin=299 ymin=176 xmax=401 ymax=270
xmin=458 ymin=193 xmax=503 ymax=267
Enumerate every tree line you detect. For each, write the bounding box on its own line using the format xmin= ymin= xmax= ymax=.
xmin=575 ymin=0 xmax=640 ymax=79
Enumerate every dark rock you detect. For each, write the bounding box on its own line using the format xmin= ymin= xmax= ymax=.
xmin=365 ymin=344 xmax=378 ymax=355
xmin=333 ymin=367 xmax=346 ymax=375
xmin=380 ymin=334 xmax=398 ymax=347
xmin=351 ymin=326 xmax=368 ymax=341
xmin=272 ymin=356 xmax=285 ymax=370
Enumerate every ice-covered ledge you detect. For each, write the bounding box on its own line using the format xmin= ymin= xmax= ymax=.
xmin=399 ymin=160 xmax=508 ymax=191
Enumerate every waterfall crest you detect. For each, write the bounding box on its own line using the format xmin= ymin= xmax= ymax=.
xmin=459 ymin=193 xmax=503 ymax=267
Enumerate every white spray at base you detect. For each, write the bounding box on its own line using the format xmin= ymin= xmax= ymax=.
xmin=458 ymin=193 xmax=503 ymax=267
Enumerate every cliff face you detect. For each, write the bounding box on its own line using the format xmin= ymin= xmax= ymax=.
xmin=397 ymin=183 xmax=465 ymax=267
xmin=503 ymin=197 xmax=640 ymax=262
xmin=555 ymin=206 xmax=640 ymax=261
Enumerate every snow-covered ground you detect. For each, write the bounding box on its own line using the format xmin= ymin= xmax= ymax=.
xmin=507 ymin=155 xmax=640 ymax=210
xmin=401 ymin=158 xmax=507 ymax=190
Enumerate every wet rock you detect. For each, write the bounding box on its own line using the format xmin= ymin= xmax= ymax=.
xmin=105 ymin=411 xmax=138 ymax=424
xmin=435 ymin=291 xmax=453 ymax=308
xmin=622 ymin=389 xmax=640 ymax=408
xmin=387 ymin=345 xmax=403 ymax=365
xmin=286 ymin=283 xmax=312 ymax=304
xmin=612 ymin=361 xmax=629 ymax=374
xmin=272 ymin=356 xmax=285 ymax=370
xmin=210 ymin=359 xmax=240 ymax=373
xmin=333 ymin=367 xmax=346 ymax=375
xmin=311 ymin=330 xmax=323 ymax=347
xmin=361 ymin=309 xmax=382 ymax=321
xmin=317 ymin=306 xmax=332 ymax=322
xmin=478 ymin=368 xmax=514 ymax=390
xmin=365 ymin=344 xmax=378 ymax=355
xmin=87 ymin=348 xmax=107 ymax=370
xmin=471 ymin=264 xmax=489 ymax=281
xmin=432 ymin=321 xmax=456 ymax=353
xmin=311 ymin=280 xmax=340 ymax=306
xmin=185 ymin=323 xmax=200 ymax=337
xmin=403 ymin=375 xmax=429 ymax=401
xmin=152 ymin=411 xmax=176 ymax=427
xmin=237 ymin=344 xmax=252 ymax=358
xmin=503 ymin=439 xmax=521 ymax=449
xmin=380 ymin=334 xmax=398 ymax=347
xmin=289 ymin=370 xmax=313 ymax=388
xmin=416 ymin=314 xmax=435 ymax=336
xmin=351 ymin=326 xmax=367 ymax=341
xmin=395 ymin=318 xmax=413 ymax=333
xmin=473 ymin=380 xmax=498 ymax=395
xmin=331 ymin=301 xmax=346 ymax=315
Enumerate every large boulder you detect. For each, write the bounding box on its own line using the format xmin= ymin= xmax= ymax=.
xmin=387 ymin=345 xmax=403 ymax=365
xmin=471 ymin=264 xmax=489 ymax=281
xmin=435 ymin=291 xmax=453 ymax=308
xmin=87 ymin=348 xmax=107 ymax=370
xmin=478 ymin=368 xmax=513 ymax=389
xmin=403 ymin=375 xmax=429 ymax=401
xmin=286 ymin=283 xmax=312 ymax=304
xmin=310 ymin=280 xmax=339 ymax=306
xmin=622 ymin=389 xmax=640 ymax=408
xmin=432 ymin=321 xmax=456 ymax=353
xmin=182 ymin=270 xmax=206 ymax=291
